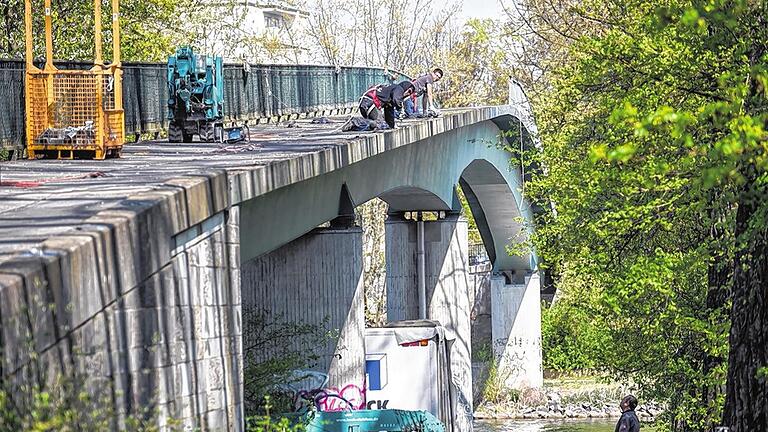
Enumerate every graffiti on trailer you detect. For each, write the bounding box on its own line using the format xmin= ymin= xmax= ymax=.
xmin=316 ymin=383 xmax=367 ymax=412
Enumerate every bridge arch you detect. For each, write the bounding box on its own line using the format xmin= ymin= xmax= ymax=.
xmin=239 ymin=112 xmax=539 ymax=272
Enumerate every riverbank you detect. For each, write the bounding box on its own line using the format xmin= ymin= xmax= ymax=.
xmin=474 ymin=374 xmax=663 ymax=421
xmin=474 ymin=418 xmax=623 ymax=432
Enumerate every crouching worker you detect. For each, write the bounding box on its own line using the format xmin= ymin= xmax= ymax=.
xmin=359 ymin=81 xmax=415 ymax=129
xmin=412 ymin=67 xmax=444 ymax=115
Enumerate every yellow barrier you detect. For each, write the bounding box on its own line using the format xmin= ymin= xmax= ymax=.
xmin=24 ymin=0 xmax=124 ymax=160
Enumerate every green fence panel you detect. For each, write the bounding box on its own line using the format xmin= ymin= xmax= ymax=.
xmin=0 ymin=59 xmax=406 ymax=152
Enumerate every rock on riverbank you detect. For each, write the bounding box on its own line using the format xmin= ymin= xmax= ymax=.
xmin=473 ymin=377 xmax=663 ymax=421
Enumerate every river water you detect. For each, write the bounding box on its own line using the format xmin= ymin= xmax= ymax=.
xmin=474 ymin=418 xmax=617 ymax=432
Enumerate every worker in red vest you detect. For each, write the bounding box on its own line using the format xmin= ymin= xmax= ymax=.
xmin=359 ymin=81 xmax=415 ymax=129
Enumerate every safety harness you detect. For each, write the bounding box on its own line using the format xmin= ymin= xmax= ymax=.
xmin=360 ymin=84 xmax=384 ymax=116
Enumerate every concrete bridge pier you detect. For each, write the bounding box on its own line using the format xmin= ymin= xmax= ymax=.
xmin=240 ymin=223 xmax=366 ymax=405
xmin=385 ymin=212 xmax=474 ymax=431
xmin=490 ymin=271 xmax=543 ymax=389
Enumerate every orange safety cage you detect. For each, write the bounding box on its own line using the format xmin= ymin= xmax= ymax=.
xmin=24 ymin=0 xmax=124 ymax=159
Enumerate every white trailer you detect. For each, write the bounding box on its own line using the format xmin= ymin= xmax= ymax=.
xmin=364 ymin=320 xmax=457 ymax=432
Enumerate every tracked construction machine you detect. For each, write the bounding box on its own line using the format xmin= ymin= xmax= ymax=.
xmin=167 ymin=47 xmax=239 ymax=143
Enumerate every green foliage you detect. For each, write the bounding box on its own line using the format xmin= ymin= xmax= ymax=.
xmin=1 ymin=0 xmax=27 ymax=58
xmin=244 ymin=396 xmax=305 ymax=432
xmin=472 ymin=342 xmax=493 ymax=363
xmin=242 ymin=310 xmax=336 ymax=416
xmin=360 ymin=198 xmax=389 ymax=327
xmin=119 ymin=0 xmax=180 ymax=61
xmin=1 ymin=0 xmax=184 ymax=61
xmin=456 ymin=184 xmax=483 ymax=244
xmin=440 ymin=19 xmax=511 ymax=108
xmin=540 ymin=267 xmax=610 ymax=371
xmin=482 ymin=358 xmax=521 ymax=405
xmin=0 ymin=374 xmax=173 ymax=431
xmin=524 ymin=0 xmax=768 ymax=429
xmin=245 ymin=415 xmax=304 ymax=432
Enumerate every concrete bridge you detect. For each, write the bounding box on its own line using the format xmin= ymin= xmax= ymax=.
xmin=0 ymin=100 xmax=543 ymax=430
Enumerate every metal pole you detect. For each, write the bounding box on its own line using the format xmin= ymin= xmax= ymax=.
xmin=417 ymin=212 xmax=427 ymax=320
xmin=111 ymin=0 xmax=123 ymax=114
xmin=24 ymin=0 xmax=33 ymax=69
xmin=44 ymin=0 xmax=53 ymax=71
xmin=94 ymin=0 xmax=102 ymax=65
xmin=111 ymin=0 xmax=120 ymax=65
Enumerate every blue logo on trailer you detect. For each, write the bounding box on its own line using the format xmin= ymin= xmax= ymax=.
xmin=365 ymin=354 xmax=388 ymax=390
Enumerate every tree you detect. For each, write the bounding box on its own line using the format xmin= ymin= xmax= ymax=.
xmin=304 ymin=0 xmax=462 ymax=71
xmin=500 ymin=0 xmax=599 ymax=99
xmin=305 ymin=0 xmax=358 ymax=66
xmin=1 ymin=0 xmax=23 ymax=58
xmin=2 ymin=0 xmax=181 ymax=62
xmin=517 ymin=0 xmax=767 ymax=430
xmin=439 ymin=19 xmax=511 ymax=107
xmin=178 ymin=0 xmax=307 ymax=64
xmin=360 ymin=199 xmax=389 ymax=327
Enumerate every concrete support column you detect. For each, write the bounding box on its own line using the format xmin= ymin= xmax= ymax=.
xmin=385 ymin=214 xmax=473 ymax=431
xmin=240 ymin=226 xmax=365 ymax=401
xmin=490 ymin=272 xmax=543 ymax=389
xmin=175 ymin=208 xmax=244 ymax=431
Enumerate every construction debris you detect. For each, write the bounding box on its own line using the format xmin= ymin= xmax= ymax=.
xmin=36 ymin=121 xmax=96 ymax=146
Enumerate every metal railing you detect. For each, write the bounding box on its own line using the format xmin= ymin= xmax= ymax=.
xmin=0 ymin=60 xmax=400 ymax=156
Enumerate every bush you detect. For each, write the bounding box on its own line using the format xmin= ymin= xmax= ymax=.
xmin=472 ymin=342 xmax=493 ymax=363
xmin=540 ymin=268 xmax=609 ymax=372
xmin=245 ymin=397 xmax=305 ymax=432
xmin=481 ymin=358 xmax=520 ymax=405
xmin=242 ymin=310 xmax=336 ymax=416
xmin=0 ymin=374 xmax=173 ymax=432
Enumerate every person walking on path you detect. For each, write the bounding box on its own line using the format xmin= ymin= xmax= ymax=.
xmin=615 ymin=395 xmax=641 ymax=432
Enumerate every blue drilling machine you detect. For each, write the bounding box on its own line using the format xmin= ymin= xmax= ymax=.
xmin=300 ymin=409 xmax=446 ymax=432
xmin=280 ymin=386 xmax=446 ymax=432
xmin=167 ymin=47 xmax=243 ymax=143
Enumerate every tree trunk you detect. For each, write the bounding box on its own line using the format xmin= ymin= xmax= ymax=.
xmin=704 ymin=205 xmax=731 ymax=430
xmin=724 ymin=181 xmax=768 ymax=431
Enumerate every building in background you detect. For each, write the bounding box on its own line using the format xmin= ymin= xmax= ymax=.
xmin=198 ymin=1 xmax=310 ymax=64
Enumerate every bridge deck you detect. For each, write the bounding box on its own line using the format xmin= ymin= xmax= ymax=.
xmin=0 ymin=116 xmax=360 ymax=258
xmin=0 ymin=107 xmax=512 ymax=264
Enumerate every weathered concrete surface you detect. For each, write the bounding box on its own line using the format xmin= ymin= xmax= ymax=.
xmin=469 ymin=262 xmax=493 ymax=354
xmin=0 ymin=106 xmax=537 ymax=427
xmin=0 ymin=206 xmax=242 ymax=429
xmin=240 ymin=226 xmax=365 ymax=410
xmin=469 ymin=262 xmax=492 ymax=405
xmin=491 ymin=272 xmax=543 ymax=389
xmin=385 ymin=214 xmax=474 ymax=431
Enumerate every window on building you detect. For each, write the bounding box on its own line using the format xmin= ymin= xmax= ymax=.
xmin=264 ymin=13 xmax=285 ymax=29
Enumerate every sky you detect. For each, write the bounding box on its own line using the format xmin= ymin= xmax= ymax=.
xmin=459 ymin=0 xmax=507 ymax=21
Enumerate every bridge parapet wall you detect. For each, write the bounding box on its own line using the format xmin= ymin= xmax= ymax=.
xmin=0 ymin=173 xmax=242 ymax=430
